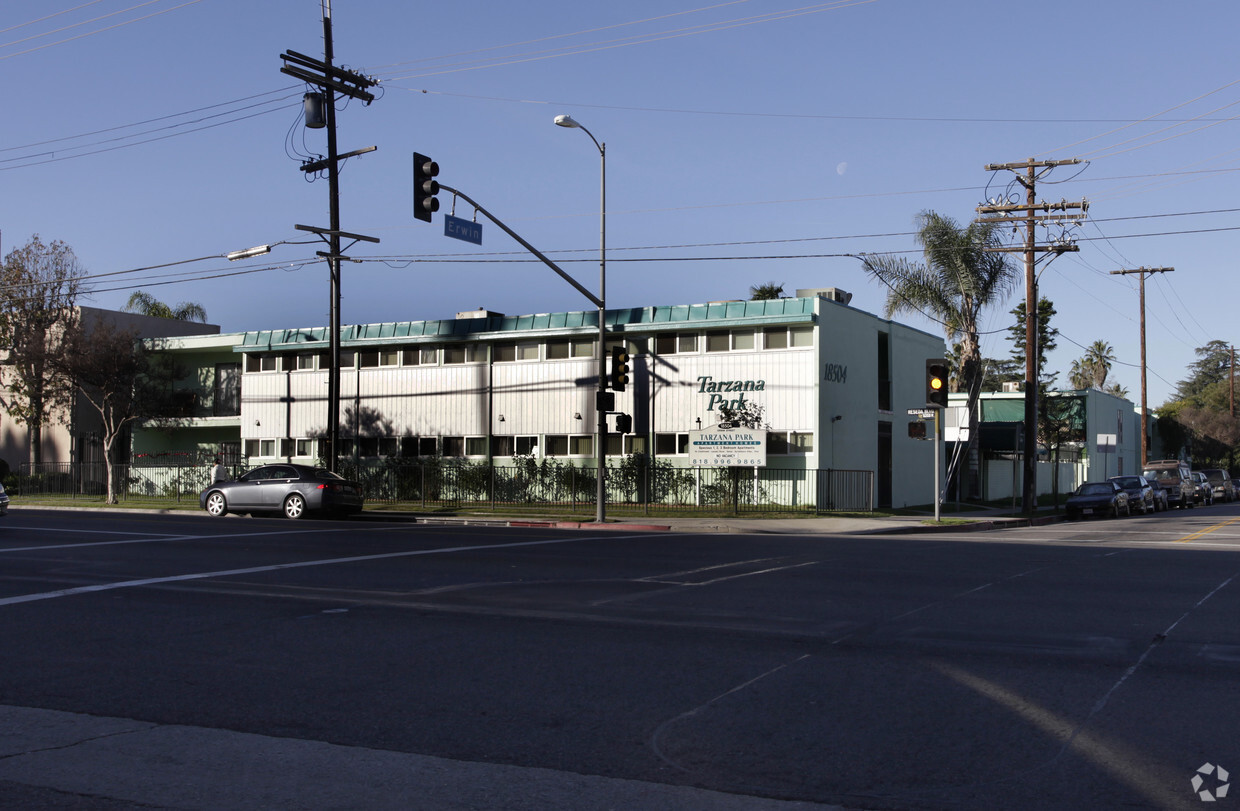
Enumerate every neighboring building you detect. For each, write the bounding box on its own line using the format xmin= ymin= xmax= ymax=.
xmin=0 ymin=306 xmax=219 ymax=472
xmin=132 ymin=291 xmax=948 ymax=509
xmin=944 ymin=388 xmax=1151 ymax=501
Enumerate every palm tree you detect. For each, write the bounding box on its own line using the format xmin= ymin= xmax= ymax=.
xmin=862 ymin=211 xmax=1019 ymax=497
xmin=749 ymin=282 xmax=785 ymax=301
xmin=122 ymin=291 xmax=208 ymax=323
xmin=1068 ymin=340 xmax=1117 ymax=391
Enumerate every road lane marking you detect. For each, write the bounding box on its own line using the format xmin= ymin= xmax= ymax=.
xmin=0 ymin=526 xmax=374 ymax=553
xmin=1174 ymin=516 xmax=1240 ymax=543
xmin=0 ymin=533 xmax=646 ymax=608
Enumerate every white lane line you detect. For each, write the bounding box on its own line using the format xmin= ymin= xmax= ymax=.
xmin=0 ymin=526 xmax=375 ymax=553
xmin=0 ymin=533 xmax=643 ymax=608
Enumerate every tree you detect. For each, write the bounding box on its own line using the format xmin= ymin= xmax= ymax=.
xmin=749 ymin=282 xmax=785 ymax=301
xmin=121 ymin=291 xmax=208 ymax=323
xmin=1173 ymin=340 xmax=1232 ymax=407
xmin=1038 ymin=391 xmax=1085 ymax=508
xmin=862 ymin=211 xmax=1019 ymax=497
xmin=0 ymin=235 xmax=87 ymax=465
xmin=1068 ymin=340 xmax=1128 ymax=398
xmin=53 ymin=321 xmax=182 ymax=503
xmin=1008 ymin=297 xmax=1058 ymax=387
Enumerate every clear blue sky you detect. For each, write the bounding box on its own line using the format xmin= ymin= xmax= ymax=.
xmin=4 ymin=0 xmax=1237 ymax=407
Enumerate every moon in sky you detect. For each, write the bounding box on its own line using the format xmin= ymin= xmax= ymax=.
xmin=836 ymin=162 xmax=848 ymax=176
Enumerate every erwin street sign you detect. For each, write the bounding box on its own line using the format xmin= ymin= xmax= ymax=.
xmin=444 ymin=214 xmax=483 ymax=245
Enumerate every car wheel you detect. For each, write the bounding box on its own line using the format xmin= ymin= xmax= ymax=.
xmin=205 ymin=491 xmax=228 ymax=517
xmin=283 ymin=493 xmax=307 ymax=519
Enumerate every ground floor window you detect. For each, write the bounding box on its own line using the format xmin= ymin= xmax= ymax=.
xmin=768 ymin=431 xmax=814 ymax=454
xmin=655 ymin=433 xmax=691 ymax=455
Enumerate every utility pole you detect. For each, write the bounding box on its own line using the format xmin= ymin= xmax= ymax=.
xmin=1108 ymin=267 xmax=1173 ymax=468
xmin=280 ymin=2 xmax=378 ymax=472
xmin=977 ymin=158 xmax=1088 ymax=515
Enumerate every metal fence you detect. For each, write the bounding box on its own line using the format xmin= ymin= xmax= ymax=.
xmin=15 ymin=460 xmax=874 ymax=514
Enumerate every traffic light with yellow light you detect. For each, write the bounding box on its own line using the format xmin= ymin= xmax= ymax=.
xmin=926 ymin=358 xmax=948 ymax=408
xmin=610 ymin=345 xmax=630 ymax=392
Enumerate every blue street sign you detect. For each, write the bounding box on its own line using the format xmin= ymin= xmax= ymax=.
xmin=444 ymin=215 xmax=483 ymax=245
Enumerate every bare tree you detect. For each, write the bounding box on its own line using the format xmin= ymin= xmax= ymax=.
xmin=0 ymin=235 xmax=86 ymax=465
xmin=54 ymin=321 xmax=181 ymax=503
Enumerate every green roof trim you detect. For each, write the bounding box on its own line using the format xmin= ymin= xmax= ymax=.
xmin=235 ymin=297 xmax=819 ymax=353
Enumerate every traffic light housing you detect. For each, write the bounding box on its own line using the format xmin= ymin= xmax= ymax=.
xmin=926 ymin=358 xmax=948 ymax=408
xmin=413 ymin=152 xmax=439 ymax=223
xmin=908 ymin=421 xmax=927 ymax=440
xmin=615 ymin=413 xmax=633 ymax=435
xmin=610 ymin=345 xmax=629 ymax=392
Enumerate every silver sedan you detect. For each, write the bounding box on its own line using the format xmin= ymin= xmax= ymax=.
xmin=200 ymin=463 xmax=364 ymax=519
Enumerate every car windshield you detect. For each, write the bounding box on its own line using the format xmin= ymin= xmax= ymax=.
xmin=1143 ymin=468 xmax=1175 ymax=479
xmin=1112 ymin=477 xmax=1141 ymax=487
xmin=1204 ymin=471 xmax=1225 ymax=482
xmin=1078 ymin=484 xmax=1112 ymax=496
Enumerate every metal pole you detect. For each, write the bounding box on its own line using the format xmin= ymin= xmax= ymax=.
xmin=934 ymin=410 xmax=941 ymax=521
xmin=595 ymin=139 xmax=606 ymax=523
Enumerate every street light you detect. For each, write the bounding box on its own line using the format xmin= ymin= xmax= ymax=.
xmin=555 ymin=114 xmax=607 ymax=523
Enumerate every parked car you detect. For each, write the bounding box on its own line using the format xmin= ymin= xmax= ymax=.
xmin=1142 ymin=460 xmax=1196 ymax=510
xmin=1065 ymin=481 xmax=1130 ymax=520
xmin=200 ymin=463 xmax=364 ymax=519
xmin=1191 ymin=472 xmax=1215 ymax=506
xmin=1200 ymin=469 xmax=1235 ymax=503
xmin=1108 ymin=475 xmax=1158 ymax=515
xmin=0 ymin=481 xmax=9 ymax=516
xmin=1150 ymin=482 xmax=1169 ymax=512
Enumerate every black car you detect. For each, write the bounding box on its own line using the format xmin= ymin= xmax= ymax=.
xmin=1065 ymin=481 xmax=1130 ymax=520
xmin=200 ymin=463 xmax=364 ymax=519
xmin=1108 ymin=475 xmax=1157 ymax=515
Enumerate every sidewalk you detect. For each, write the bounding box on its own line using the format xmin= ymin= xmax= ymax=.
xmin=12 ymin=502 xmax=1063 ymax=535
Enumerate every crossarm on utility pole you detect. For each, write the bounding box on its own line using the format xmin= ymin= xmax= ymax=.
xmin=438 ymin=184 xmax=602 ymax=308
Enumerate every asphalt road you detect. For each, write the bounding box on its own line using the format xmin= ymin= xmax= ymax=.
xmin=3 ymin=505 xmax=1240 ymax=810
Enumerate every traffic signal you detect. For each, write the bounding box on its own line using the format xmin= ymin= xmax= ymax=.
xmin=926 ymin=358 xmax=949 ymax=407
xmin=615 ymin=413 xmax=633 ymax=434
xmin=908 ymin=421 xmax=927 ymax=440
xmin=413 ymin=152 xmax=439 ymax=223
xmin=610 ymin=345 xmax=630 ymax=392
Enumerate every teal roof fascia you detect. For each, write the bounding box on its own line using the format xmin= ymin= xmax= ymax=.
xmin=234 ymin=297 xmax=821 ymax=352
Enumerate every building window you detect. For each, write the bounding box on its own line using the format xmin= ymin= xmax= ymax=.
xmin=492 ymin=436 xmax=538 ymax=456
xmin=569 ymin=435 xmax=593 ymax=456
xmin=340 ymin=351 xmax=355 ymax=368
xmin=280 ymin=438 xmax=296 ymax=457
xmin=443 ymin=344 xmax=480 ymax=364
xmin=399 ymin=436 xmax=438 ymax=457
xmin=655 ymin=433 xmax=690 ymax=455
xmin=465 ymin=437 xmax=488 ymax=456
xmin=245 ymin=354 xmax=279 ymax=373
xmin=442 ymin=436 xmax=465 ymax=456
xmin=547 ymin=339 xmax=596 ymax=360
xmin=359 ymin=351 xmax=380 ymax=368
xmin=763 ymin=326 xmax=813 ymax=349
xmin=544 ymin=435 xmax=568 ymax=456
xmin=380 ymin=349 xmax=400 ymax=367
xmin=605 ymin=435 xmax=623 ymax=456
xmin=295 ymin=353 xmax=318 ymax=371
xmin=296 ymin=438 xmax=315 ymax=457
xmin=706 ymin=329 xmax=755 ymax=352
xmin=654 ymin=333 xmax=698 ymax=354
xmin=214 ymin=363 xmax=241 ymax=416
xmin=494 ymin=341 xmax=540 ymax=362
xmin=624 ymin=435 xmax=647 ymax=455
xmin=768 ymin=431 xmax=814 ymax=454
xmin=878 ymin=331 xmax=891 ymax=411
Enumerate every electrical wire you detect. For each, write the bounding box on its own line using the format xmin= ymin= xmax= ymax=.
xmin=0 ymin=0 xmax=205 ymax=61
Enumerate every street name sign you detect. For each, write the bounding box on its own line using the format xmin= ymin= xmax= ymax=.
xmin=444 ymin=215 xmax=483 ymax=245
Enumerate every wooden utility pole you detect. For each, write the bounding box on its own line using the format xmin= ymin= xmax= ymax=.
xmin=1109 ymin=267 xmax=1173 ymax=468
xmin=280 ymin=3 xmax=378 ymax=472
xmin=977 ymin=158 xmax=1088 ymax=515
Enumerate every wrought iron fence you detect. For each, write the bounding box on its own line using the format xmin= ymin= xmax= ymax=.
xmin=15 ymin=460 xmax=874 ymax=513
